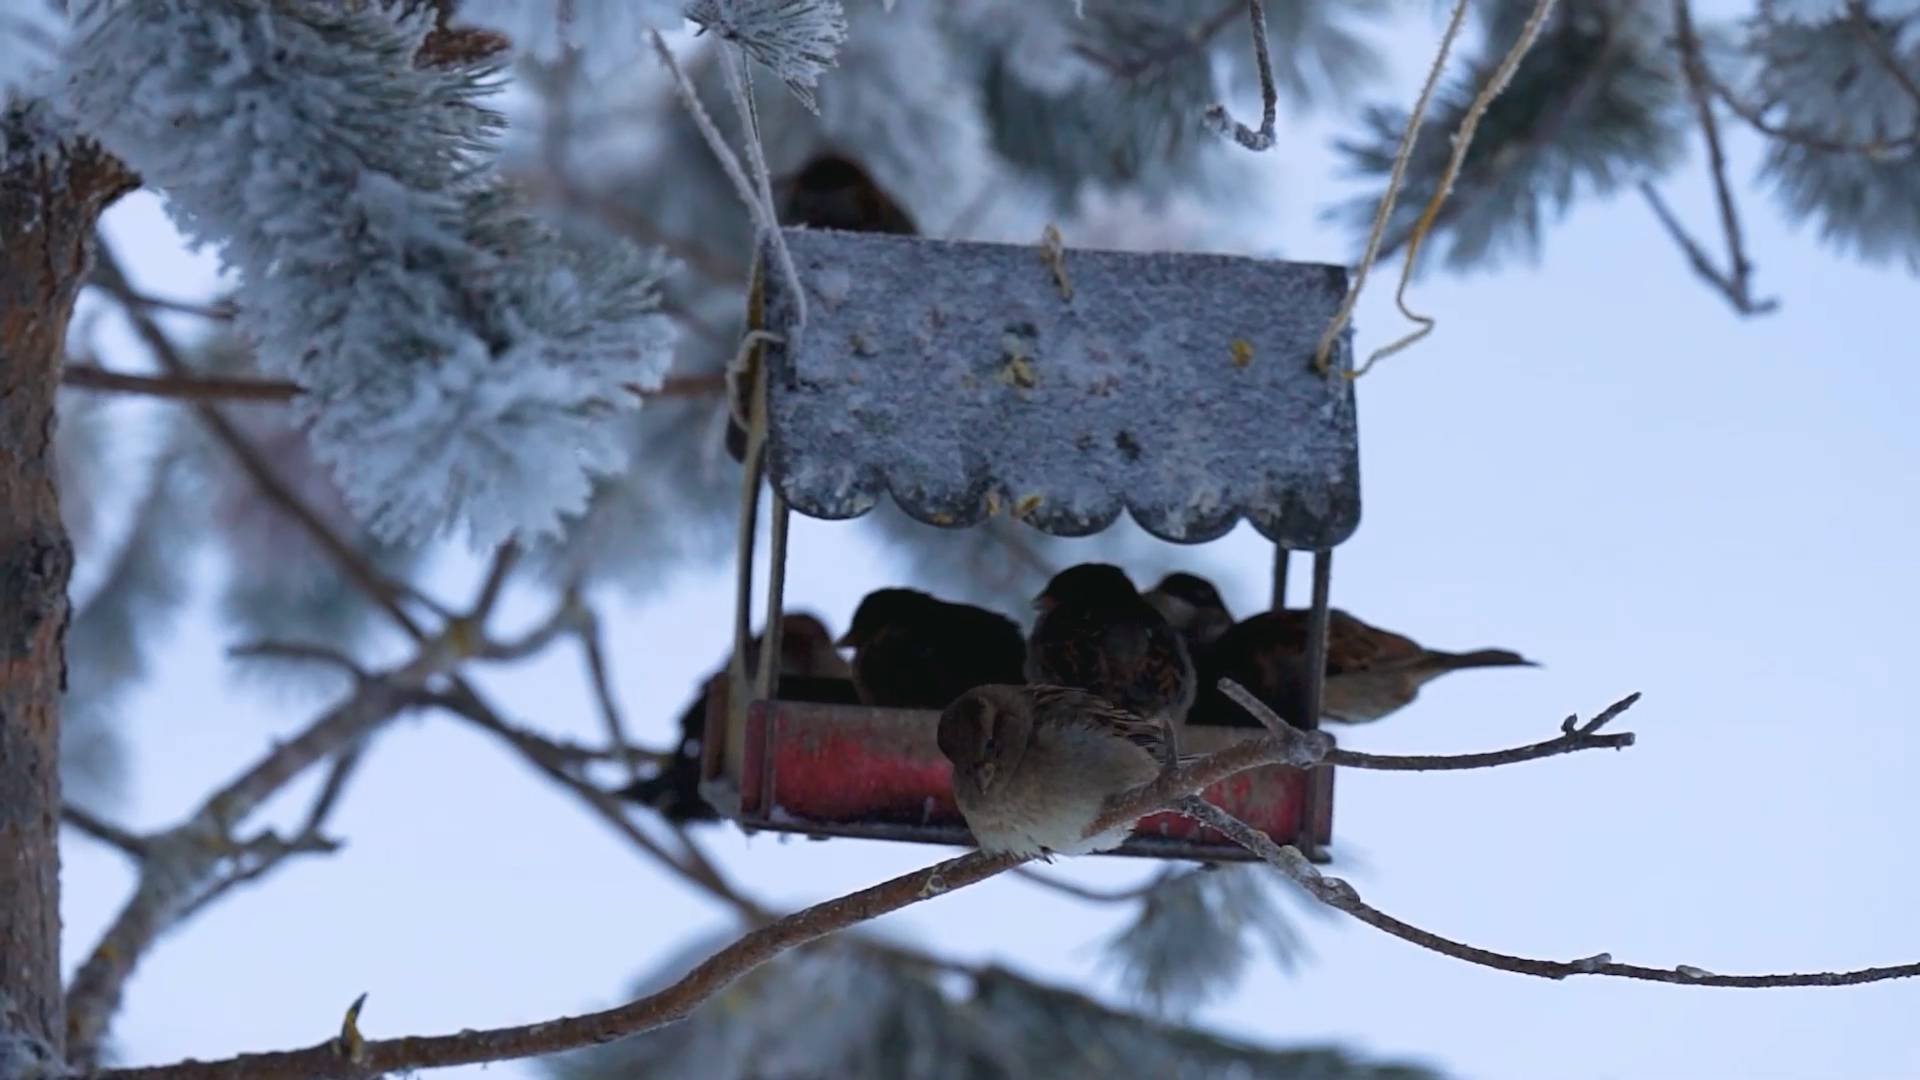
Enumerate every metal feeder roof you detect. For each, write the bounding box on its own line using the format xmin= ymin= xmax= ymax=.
xmin=757 ymin=228 xmax=1361 ymax=545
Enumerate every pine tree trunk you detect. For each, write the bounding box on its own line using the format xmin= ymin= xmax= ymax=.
xmin=0 ymin=105 xmax=134 ymax=1063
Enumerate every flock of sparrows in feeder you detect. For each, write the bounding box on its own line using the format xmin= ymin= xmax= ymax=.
xmin=626 ymin=563 xmax=1534 ymax=861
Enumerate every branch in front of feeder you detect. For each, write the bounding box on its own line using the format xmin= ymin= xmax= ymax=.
xmin=1177 ymin=796 xmax=1920 ymax=988
xmin=89 ymin=726 xmax=1315 ymax=1080
xmin=1202 ymin=0 xmax=1278 ymax=152
xmin=1356 ymin=0 xmax=1559 ymax=378
xmin=1216 ymin=679 xmax=1641 ymax=772
xmin=1313 ymin=0 xmax=1470 ymax=376
xmin=60 ymin=804 xmax=151 ymax=860
xmin=1014 ymin=865 xmax=1184 ymax=903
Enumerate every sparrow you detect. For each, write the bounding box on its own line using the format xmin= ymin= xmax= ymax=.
xmin=1025 ymin=563 xmax=1197 ymax=727
xmin=1143 ymin=571 xmax=1236 ymax=654
xmin=618 ymin=613 xmax=855 ymax=822
xmin=1189 ymin=607 xmax=1537 ymax=728
xmin=726 ymin=153 xmax=918 ymax=462
xmin=838 ymin=587 xmax=1027 ymax=710
xmin=776 ymin=153 xmax=919 ymax=236
xmin=938 ymin=684 xmax=1168 ymax=858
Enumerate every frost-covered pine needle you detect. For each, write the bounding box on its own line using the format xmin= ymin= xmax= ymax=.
xmin=684 ymin=0 xmax=848 ymax=114
xmin=60 ymin=0 xmax=678 ymax=548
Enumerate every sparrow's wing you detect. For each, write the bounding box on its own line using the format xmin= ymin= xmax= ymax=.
xmin=1030 ymin=686 xmax=1169 ymax=758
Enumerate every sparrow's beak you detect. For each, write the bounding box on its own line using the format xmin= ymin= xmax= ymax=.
xmin=1031 ymin=594 xmax=1054 ymax=613
xmin=976 ymin=761 xmax=998 ymax=792
xmin=834 ymin=630 xmax=855 ymax=648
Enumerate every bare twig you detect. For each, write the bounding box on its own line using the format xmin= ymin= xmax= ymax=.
xmin=1202 ymin=1 xmax=1277 ymax=151
xmin=86 ymin=276 xmax=235 ymax=320
xmin=474 ymin=595 xmax=582 ymax=662
xmin=1313 ymin=0 xmax=1470 ymax=375
xmin=62 ymin=365 xmax=298 ymax=403
xmin=92 ymin=732 xmax=1304 ymax=1080
xmin=573 ymin=601 xmax=644 ymax=782
xmin=1647 ymin=0 xmax=1778 ymax=316
xmin=228 ymin=641 xmax=367 ymax=681
xmin=1216 ymin=679 xmax=1640 ymax=770
xmin=469 ymin=543 xmax=520 ymax=624
xmin=65 ymin=645 xmax=459 ymax=1066
xmin=1358 ymin=0 xmax=1559 ymax=376
xmin=1176 ymin=796 xmax=1920 ymax=988
xmin=61 ymin=805 xmax=149 ymax=860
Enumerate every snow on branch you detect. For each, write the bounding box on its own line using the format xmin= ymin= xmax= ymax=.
xmin=685 ymin=0 xmax=849 ymax=114
xmin=60 ymin=0 xmax=679 ymax=548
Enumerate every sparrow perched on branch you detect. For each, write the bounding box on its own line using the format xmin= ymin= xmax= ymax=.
xmin=938 ymin=684 xmax=1168 ymax=858
xmin=726 ymin=153 xmax=919 ymax=462
xmin=1190 ymin=604 xmax=1537 ymax=728
xmin=1143 ymin=571 xmax=1236 ymax=654
xmin=618 ymin=613 xmax=855 ymax=822
xmin=1025 ymin=563 xmax=1197 ymax=727
xmin=838 ymin=588 xmax=1026 ymax=710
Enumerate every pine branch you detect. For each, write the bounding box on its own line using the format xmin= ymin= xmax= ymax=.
xmin=88 ymin=239 xmax=430 ymax=643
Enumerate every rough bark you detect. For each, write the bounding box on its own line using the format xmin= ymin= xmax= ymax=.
xmin=0 ymin=104 xmax=134 ymax=1064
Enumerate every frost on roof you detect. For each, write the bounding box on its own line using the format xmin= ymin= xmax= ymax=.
xmin=758 ymin=228 xmax=1361 ymax=548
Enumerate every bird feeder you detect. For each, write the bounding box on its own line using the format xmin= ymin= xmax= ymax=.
xmin=701 ymin=227 xmax=1360 ymax=862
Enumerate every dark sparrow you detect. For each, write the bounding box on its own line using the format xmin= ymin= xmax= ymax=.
xmin=1143 ymin=571 xmax=1236 ymax=654
xmin=776 ymin=153 xmax=919 ymax=236
xmin=726 ymin=154 xmax=921 ymax=462
xmin=1191 ymin=608 xmax=1537 ymax=728
xmin=838 ymin=588 xmax=1026 ymax=710
xmin=938 ymin=684 xmax=1168 ymax=858
xmin=618 ymin=613 xmax=856 ymax=822
xmin=1026 ymin=563 xmax=1197 ymax=727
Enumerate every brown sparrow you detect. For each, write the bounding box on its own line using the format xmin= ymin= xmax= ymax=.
xmin=618 ymin=613 xmax=855 ymax=821
xmin=938 ymin=684 xmax=1168 ymax=858
xmin=837 ymin=588 xmax=1026 ymax=710
xmin=1191 ymin=608 xmax=1537 ymax=727
xmin=1026 ymin=563 xmax=1196 ymax=727
xmin=1143 ymin=571 xmax=1236 ymax=654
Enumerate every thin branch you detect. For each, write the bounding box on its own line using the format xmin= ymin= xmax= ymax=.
xmin=1359 ymin=0 xmax=1559 ymax=377
xmin=87 ymin=275 xmax=236 ymax=320
xmin=92 ymin=729 xmax=1305 ymax=1080
xmin=573 ymin=601 xmax=644 ymax=782
xmin=1176 ymin=796 xmax=1920 ymax=989
xmin=64 ymin=645 xmax=459 ymax=1067
xmin=1694 ymin=36 xmax=1920 ymax=156
xmin=1216 ymin=679 xmax=1640 ymax=771
xmin=474 ymin=595 xmax=581 ymax=662
xmin=228 ymin=641 xmax=368 ymax=681
xmin=1314 ymin=0 xmax=1470 ymax=374
xmin=60 ymin=805 xmax=149 ymax=860
xmin=62 ymin=365 xmax=298 ymax=403
xmin=468 ymin=542 xmax=520 ymax=624
xmin=1649 ymin=0 xmax=1778 ymax=316
xmin=1202 ymin=1 xmax=1277 ymax=151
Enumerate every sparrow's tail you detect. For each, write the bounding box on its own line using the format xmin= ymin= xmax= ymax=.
xmin=1420 ymin=648 xmax=1537 ymax=672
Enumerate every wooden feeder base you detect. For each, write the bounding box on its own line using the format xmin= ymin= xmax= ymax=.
xmin=700 ymin=681 xmax=1333 ymax=862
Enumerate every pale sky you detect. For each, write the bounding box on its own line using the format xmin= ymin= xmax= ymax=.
xmin=58 ymin=7 xmax=1920 ymax=1079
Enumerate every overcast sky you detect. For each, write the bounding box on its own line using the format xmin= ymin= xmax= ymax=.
xmin=58 ymin=6 xmax=1920 ymax=1079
